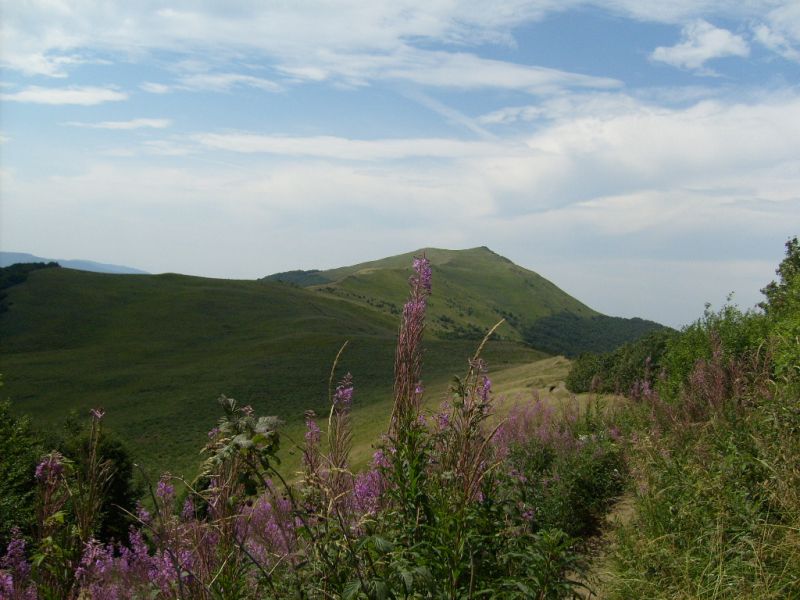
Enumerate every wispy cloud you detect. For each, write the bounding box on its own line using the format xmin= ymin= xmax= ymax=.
xmin=753 ymin=25 xmax=800 ymax=61
xmin=1 ymin=85 xmax=128 ymax=105
xmin=404 ymin=91 xmax=497 ymax=139
xmin=140 ymin=73 xmax=282 ymax=95
xmin=192 ymin=132 xmax=515 ymax=160
xmin=140 ymin=82 xmax=172 ymax=94
xmin=275 ymin=47 xmax=621 ymax=92
xmin=753 ymin=3 xmax=800 ymax=61
xmin=478 ymin=105 xmax=544 ymax=125
xmin=1 ymin=2 xmax=619 ymax=91
xmin=651 ymin=20 xmax=749 ymax=73
xmin=64 ymin=118 xmax=172 ymax=130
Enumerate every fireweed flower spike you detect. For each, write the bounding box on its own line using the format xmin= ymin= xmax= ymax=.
xmin=391 ymin=254 xmax=431 ymax=434
xmin=327 ymin=373 xmax=355 ymax=497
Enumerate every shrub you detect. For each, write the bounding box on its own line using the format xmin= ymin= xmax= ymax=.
xmin=604 ymin=238 xmax=800 ymax=599
xmin=0 ymin=398 xmax=42 ymax=548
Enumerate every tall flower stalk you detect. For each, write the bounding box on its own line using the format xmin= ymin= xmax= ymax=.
xmin=390 ymin=255 xmax=431 ymax=436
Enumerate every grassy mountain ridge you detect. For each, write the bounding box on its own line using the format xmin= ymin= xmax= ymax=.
xmin=267 ymin=246 xmax=665 ymax=350
xmin=268 ymin=246 xmax=598 ymax=341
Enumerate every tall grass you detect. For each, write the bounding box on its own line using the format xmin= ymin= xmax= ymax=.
xmin=603 ymin=237 xmax=800 ymax=599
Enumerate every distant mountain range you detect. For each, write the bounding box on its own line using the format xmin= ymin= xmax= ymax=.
xmin=0 ymin=251 xmax=148 ymax=275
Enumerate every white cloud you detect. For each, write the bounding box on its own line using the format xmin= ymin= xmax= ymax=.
xmin=64 ymin=118 xmax=172 ymax=130
xmin=192 ymin=132 xmax=517 ymax=160
xmin=271 ymin=47 xmax=621 ymax=92
xmin=474 ymin=92 xmax=800 ymax=213
xmin=479 ymin=105 xmax=544 ymax=125
xmin=651 ymin=20 xmax=749 ymax=72
xmin=0 ymin=1 xmax=642 ymax=92
xmin=753 ymin=3 xmax=800 ymax=62
xmin=753 ymin=24 xmax=800 ymax=61
xmin=140 ymin=82 xmax=171 ymax=94
xmin=0 ymin=85 xmax=128 ymax=105
xmin=176 ymin=73 xmax=283 ymax=93
xmin=141 ymin=73 xmax=283 ymax=94
xmin=387 ymin=50 xmax=620 ymax=91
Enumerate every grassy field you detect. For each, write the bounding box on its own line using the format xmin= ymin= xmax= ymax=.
xmin=1 ymin=247 xmax=652 ymax=482
xmin=0 ymin=266 xmax=547 ymax=480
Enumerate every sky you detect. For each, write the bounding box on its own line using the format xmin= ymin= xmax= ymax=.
xmin=1 ymin=1 xmax=799 ymax=328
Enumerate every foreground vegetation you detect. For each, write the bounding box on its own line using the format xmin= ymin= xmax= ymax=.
xmin=589 ymin=237 xmax=799 ymax=598
xmin=2 ymin=238 xmax=796 ymax=598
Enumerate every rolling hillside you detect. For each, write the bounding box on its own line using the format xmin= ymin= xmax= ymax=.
xmin=1 ymin=247 xmax=663 ymax=479
xmin=0 ymin=265 xmax=544 ymax=478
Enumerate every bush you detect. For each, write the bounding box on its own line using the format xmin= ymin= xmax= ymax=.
xmin=566 ymin=329 xmax=677 ymax=395
xmin=0 ymin=398 xmax=42 ymax=548
xmin=496 ymin=398 xmax=626 ymax=538
xmin=604 ymin=238 xmax=800 ymax=599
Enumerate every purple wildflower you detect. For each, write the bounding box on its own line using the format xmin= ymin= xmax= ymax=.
xmin=135 ymin=503 xmax=152 ymax=525
xmin=372 ymin=449 xmax=390 ymax=469
xmin=181 ymin=498 xmax=195 ymax=521
xmin=207 ymin=426 xmax=220 ymax=439
xmin=89 ymin=407 xmax=105 ymax=421
xmin=522 ymin=509 xmax=535 ymax=522
xmin=352 ymin=468 xmax=383 ymax=515
xmin=333 ymin=373 xmax=354 ymax=411
xmin=156 ymin=475 xmax=174 ymax=499
xmin=480 ymin=376 xmax=492 ymax=403
xmin=413 ymin=256 xmax=432 ymax=292
xmin=391 ymin=256 xmax=432 ymax=433
xmin=304 ymin=416 xmax=321 ymax=446
xmin=35 ymin=452 xmax=63 ymax=482
xmin=1 ymin=529 xmax=30 ymax=581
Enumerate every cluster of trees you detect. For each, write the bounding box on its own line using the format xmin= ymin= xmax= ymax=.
xmin=0 ymin=262 xmax=60 ymax=313
xmin=523 ymin=312 xmax=666 ymax=358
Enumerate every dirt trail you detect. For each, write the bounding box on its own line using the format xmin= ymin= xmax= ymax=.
xmin=577 ymin=494 xmax=636 ymax=599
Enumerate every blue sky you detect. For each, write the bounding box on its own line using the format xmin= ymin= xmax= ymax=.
xmin=1 ymin=1 xmax=799 ymax=327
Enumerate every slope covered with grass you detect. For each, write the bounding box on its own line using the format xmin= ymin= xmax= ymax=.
xmin=0 ymin=266 xmax=544 ymax=478
xmin=267 ymin=246 xmax=664 ymax=351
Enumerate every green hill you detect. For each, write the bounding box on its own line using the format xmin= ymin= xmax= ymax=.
xmin=0 ymin=266 xmax=544 ymax=479
xmin=266 ymin=246 xmax=665 ymax=353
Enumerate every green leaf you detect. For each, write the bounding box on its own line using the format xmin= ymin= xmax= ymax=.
xmin=342 ymin=580 xmax=361 ymax=600
xmin=372 ymin=535 xmax=394 ymax=553
xmin=400 ymin=569 xmax=414 ymax=592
